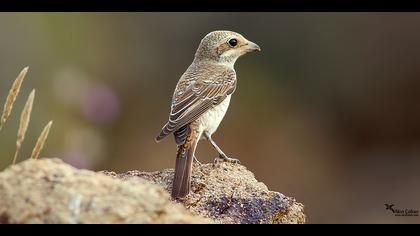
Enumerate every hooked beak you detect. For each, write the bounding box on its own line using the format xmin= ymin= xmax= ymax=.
xmin=246 ymin=41 xmax=261 ymax=52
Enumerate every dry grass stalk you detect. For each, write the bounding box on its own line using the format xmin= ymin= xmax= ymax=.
xmin=12 ymin=89 xmax=36 ymax=165
xmin=0 ymin=67 xmax=29 ymax=132
xmin=31 ymin=120 xmax=53 ymax=160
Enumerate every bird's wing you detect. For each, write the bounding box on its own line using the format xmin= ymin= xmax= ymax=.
xmin=156 ymin=68 xmax=236 ymax=141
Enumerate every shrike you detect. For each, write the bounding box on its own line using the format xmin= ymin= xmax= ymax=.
xmin=156 ymin=30 xmax=261 ymax=198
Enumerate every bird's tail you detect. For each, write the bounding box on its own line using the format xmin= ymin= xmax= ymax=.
xmin=171 ymin=127 xmax=197 ymax=198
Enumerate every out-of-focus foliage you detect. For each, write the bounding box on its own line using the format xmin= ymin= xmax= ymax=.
xmin=0 ymin=13 xmax=419 ymax=223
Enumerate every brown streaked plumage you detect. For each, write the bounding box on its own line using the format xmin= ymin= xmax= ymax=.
xmin=156 ymin=30 xmax=261 ymax=198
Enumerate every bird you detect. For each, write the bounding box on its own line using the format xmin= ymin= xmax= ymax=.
xmin=156 ymin=30 xmax=261 ymax=198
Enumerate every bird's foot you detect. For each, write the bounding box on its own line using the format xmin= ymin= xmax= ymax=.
xmin=213 ymin=154 xmax=241 ymax=165
xmin=193 ymin=155 xmax=203 ymax=165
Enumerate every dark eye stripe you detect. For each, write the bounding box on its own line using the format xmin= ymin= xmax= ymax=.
xmin=228 ymin=38 xmax=238 ymax=47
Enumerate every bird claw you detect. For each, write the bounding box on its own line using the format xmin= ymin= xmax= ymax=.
xmin=213 ymin=154 xmax=241 ymax=165
xmin=193 ymin=156 xmax=203 ymax=165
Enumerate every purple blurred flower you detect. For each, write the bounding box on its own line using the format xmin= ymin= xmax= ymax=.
xmin=82 ymin=86 xmax=120 ymax=125
xmin=61 ymin=151 xmax=92 ymax=169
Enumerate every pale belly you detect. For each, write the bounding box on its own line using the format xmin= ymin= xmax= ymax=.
xmin=195 ymin=95 xmax=231 ymax=139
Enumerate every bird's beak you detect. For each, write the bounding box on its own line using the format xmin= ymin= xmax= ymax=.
xmin=246 ymin=41 xmax=261 ymax=52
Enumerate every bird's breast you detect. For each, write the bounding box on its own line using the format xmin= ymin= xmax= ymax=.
xmin=195 ymin=95 xmax=231 ymax=137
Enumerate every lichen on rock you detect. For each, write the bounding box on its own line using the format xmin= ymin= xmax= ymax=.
xmin=104 ymin=162 xmax=305 ymax=224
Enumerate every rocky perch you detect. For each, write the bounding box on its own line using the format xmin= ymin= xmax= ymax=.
xmin=0 ymin=158 xmax=305 ymax=224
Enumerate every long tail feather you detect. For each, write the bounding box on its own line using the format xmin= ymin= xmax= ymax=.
xmin=171 ymin=127 xmax=196 ymax=198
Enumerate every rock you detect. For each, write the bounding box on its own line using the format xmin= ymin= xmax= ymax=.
xmin=103 ymin=163 xmax=306 ymax=224
xmin=0 ymin=158 xmax=305 ymax=224
xmin=0 ymin=158 xmax=210 ymax=224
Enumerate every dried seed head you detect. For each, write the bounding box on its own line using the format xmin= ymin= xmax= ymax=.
xmin=12 ymin=89 xmax=35 ymax=165
xmin=31 ymin=120 xmax=53 ymax=160
xmin=0 ymin=67 xmax=29 ymax=132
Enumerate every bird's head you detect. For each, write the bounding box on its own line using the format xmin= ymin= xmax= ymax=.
xmin=194 ymin=30 xmax=261 ymax=66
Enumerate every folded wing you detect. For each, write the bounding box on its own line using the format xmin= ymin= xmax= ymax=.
xmin=156 ymin=67 xmax=236 ymax=142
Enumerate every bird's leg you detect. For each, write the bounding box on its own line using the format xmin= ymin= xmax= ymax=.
xmin=193 ymin=155 xmax=202 ymax=165
xmin=204 ymin=132 xmax=240 ymax=164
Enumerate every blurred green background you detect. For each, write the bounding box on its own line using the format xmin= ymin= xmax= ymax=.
xmin=0 ymin=13 xmax=419 ymax=223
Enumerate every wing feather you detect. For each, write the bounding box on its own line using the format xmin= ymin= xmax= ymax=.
xmin=156 ymin=66 xmax=236 ymax=142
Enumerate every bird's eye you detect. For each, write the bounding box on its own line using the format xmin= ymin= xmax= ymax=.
xmin=228 ymin=38 xmax=238 ymax=47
